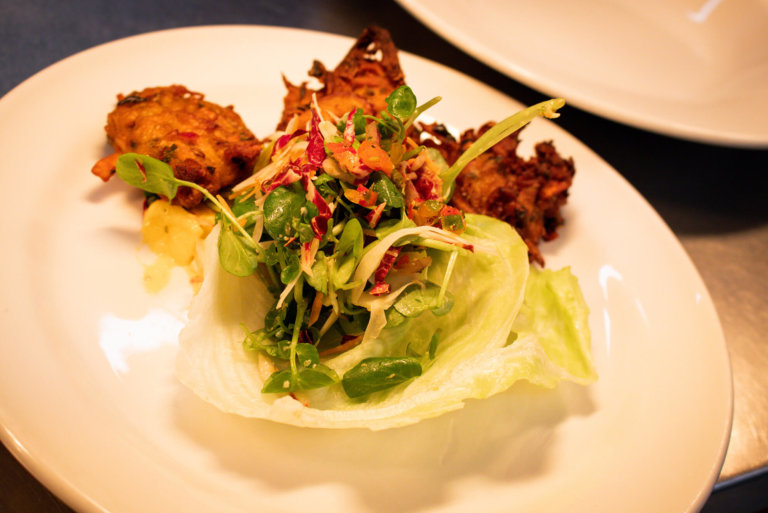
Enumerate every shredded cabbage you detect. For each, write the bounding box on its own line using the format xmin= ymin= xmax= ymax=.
xmin=175 ymin=214 xmax=597 ymax=430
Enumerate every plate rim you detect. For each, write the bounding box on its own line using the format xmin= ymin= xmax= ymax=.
xmin=396 ymin=0 xmax=768 ymax=149
xmin=0 ymin=23 xmax=733 ymax=513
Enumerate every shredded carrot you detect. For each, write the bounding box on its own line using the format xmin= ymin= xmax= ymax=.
xmin=319 ymin=335 xmax=363 ymax=357
xmin=216 ymin=193 xmax=248 ymax=227
xmin=234 ymin=184 xmax=260 ymax=202
xmin=358 ymin=140 xmax=394 ymax=175
xmin=308 ymin=291 xmax=324 ymax=327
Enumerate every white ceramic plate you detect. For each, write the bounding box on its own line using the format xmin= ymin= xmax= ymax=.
xmin=0 ymin=26 xmax=732 ymax=513
xmin=397 ymin=0 xmax=768 ymax=148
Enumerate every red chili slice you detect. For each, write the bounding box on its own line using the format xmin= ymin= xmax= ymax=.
xmin=374 ymin=247 xmax=401 ymax=283
xmin=369 ymin=282 xmax=391 ymax=296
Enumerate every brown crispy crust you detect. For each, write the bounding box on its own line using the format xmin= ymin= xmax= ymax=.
xmin=419 ymin=122 xmax=575 ymax=266
xmin=91 ymin=85 xmax=262 ymax=208
xmin=92 ymin=27 xmax=574 ymax=265
xmin=276 ymin=24 xmax=575 ymax=265
xmin=277 ymin=26 xmax=406 ymax=130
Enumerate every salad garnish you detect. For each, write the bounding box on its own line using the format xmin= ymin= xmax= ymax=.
xmin=115 ymin=86 xmax=566 ymax=400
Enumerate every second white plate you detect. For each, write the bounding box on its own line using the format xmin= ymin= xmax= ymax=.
xmin=398 ymin=0 xmax=768 ymax=147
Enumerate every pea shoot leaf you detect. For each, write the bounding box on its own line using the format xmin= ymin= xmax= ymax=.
xmin=306 ymin=253 xmax=329 ymax=294
xmin=386 ymin=86 xmax=417 ymax=121
xmin=243 ymin=329 xmax=291 ymax=360
xmin=393 ymin=284 xmax=454 ymax=318
xmin=333 ymin=218 xmax=364 ymax=288
xmin=264 ymin=185 xmax=306 ymax=242
xmin=218 ymin=218 xmax=260 ymax=277
xmin=261 ymin=364 xmax=339 ymax=394
xmin=115 ymin=153 xmax=180 ymax=199
xmin=341 ymin=356 xmax=422 ymax=398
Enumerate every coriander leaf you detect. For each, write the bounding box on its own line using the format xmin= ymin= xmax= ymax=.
xmin=376 ymin=119 xmax=395 ymax=141
xmin=342 ymin=356 xmax=422 ymax=398
xmin=262 ymin=241 xmax=280 ymax=266
xmin=296 ymin=222 xmax=315 ymax=244
xmin=338 ymin=107 xmax=366 ymax=136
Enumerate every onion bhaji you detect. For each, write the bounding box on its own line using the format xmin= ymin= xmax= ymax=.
xmin=277 ymin=25 xmax=405 ymax=130
xmin=92 ymin=26 xmax=574 ymax=265
xmin=91 ymin=85 xmax=262 ymax=208
xmin=277 ymin=25 xmax=575 ymax=265
xmin=419 ymin=122 xmax=575 ymax=266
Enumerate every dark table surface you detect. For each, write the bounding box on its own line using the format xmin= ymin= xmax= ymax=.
xmin=2 ymin=1 xmax=767 ymax=512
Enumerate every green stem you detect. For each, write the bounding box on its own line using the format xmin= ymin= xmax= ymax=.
xmin=403 ymin=96 xmax=442 ymax=133
xmin=438 ymin=250 xmax=459 ymax=306
xmin=289 ymin=277 xmax=307 ymax=375
xmin=441 ymin=98 xmax=565 ymax=201
xmin=176 ymin=178 xmax=258 ymax=249
xmin=413 ymin=238 xmax=472 ymax=253
xmin=332 ymin=219 xmax=347 ymax=237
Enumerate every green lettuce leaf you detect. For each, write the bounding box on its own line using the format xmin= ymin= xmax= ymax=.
xmin=510 ymin=265 xmax=598 ymax=386
xmin=175 ymin=214 xmax=596 ymax=430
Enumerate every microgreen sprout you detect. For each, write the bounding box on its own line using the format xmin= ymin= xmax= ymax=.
xmin=118 ymin=90 xmax=570 ymax=404
xmin=440 ymin=98 xmax=565 ymax=201
xmin=115 ymin=153 xmax=262 ymax=276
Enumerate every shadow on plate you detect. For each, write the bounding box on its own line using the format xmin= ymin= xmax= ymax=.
xmin=172 ymin=380 xmax=595 ymax=512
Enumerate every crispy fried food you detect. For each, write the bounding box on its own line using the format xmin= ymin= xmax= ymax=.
xmin=276 ymin=25 xmax=574 ymax=265
xmin=277 ymin=26 xmax=405 ymax=130
xmin=92 ymin=85 xmax=262 ymax=208
xmin=420 ymin=122 xmax=575 ymax=266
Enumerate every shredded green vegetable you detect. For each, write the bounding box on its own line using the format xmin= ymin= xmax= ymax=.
xmin=117 ymin=87 xmax=583 ymax=408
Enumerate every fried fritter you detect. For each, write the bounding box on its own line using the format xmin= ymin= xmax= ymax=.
xmin=277 ymin=26 xmax=405 ymax=130
xmin=92 ymin=85 xmax=262 ymax=208
xmin=276 ymin=25 xmax=574 ymax=265
xmin=420 ymin=122 xmax=575 ymax=266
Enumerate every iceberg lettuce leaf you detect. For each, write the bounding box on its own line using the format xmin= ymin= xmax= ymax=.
xmin=175 ymin=214 xmax=595 ymax=430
